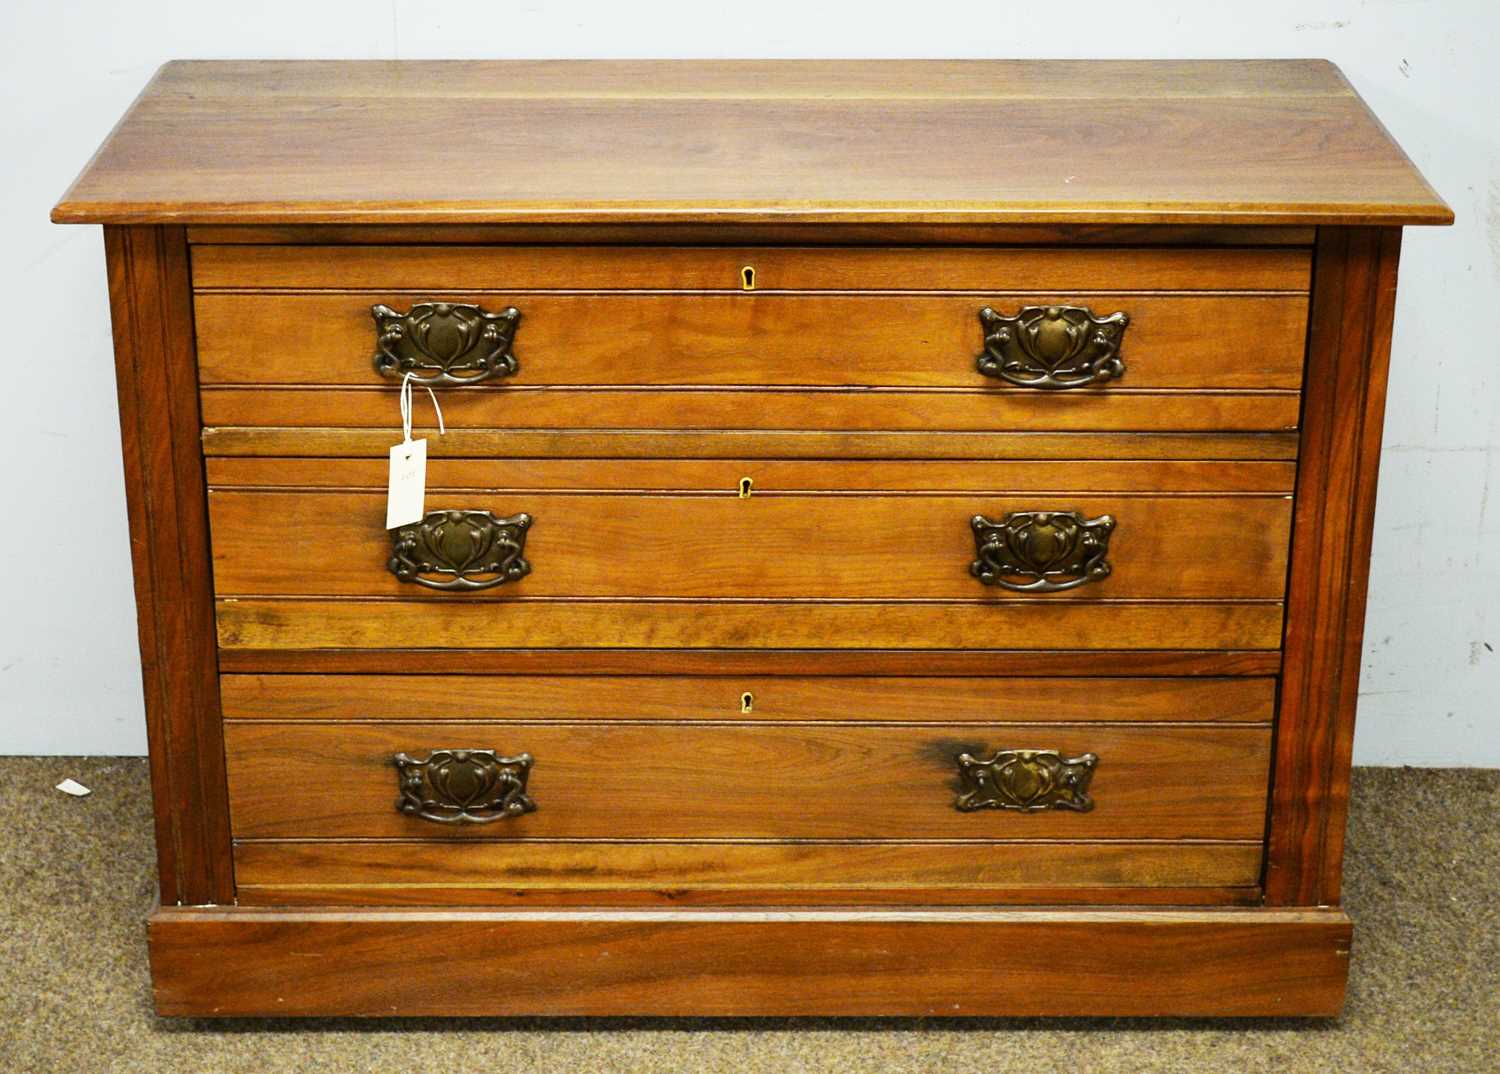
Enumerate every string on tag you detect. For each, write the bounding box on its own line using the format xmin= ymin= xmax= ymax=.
xmin=399 ymin=373 xmax=446 ymax=444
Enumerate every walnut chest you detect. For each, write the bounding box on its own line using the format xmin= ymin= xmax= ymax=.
xmin=53 ymin=59 xmax=1451 ymax=1017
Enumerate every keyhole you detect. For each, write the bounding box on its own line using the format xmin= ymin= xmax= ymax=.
xmin=740 ymin=692 xmax=754 ymax=713
xmin=738 ymin=476 xmax=754 ymax=498
xmin=740 ymin=265 xmax=756 ymax=291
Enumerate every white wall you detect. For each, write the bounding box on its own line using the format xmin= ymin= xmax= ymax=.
xmin=2 ymin=1 xmax=1496 ymax=763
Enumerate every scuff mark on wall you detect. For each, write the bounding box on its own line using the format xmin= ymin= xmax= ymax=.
xmin=1488 ymin=167 xmax=1500 ymax=281
xmin=1295 ymin=19 xmax=1351 ymax=30
xmin=1478 ymin=450 xmax=1492 ymax=535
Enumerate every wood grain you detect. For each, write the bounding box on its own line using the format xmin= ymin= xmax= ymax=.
xmin=200 ymin=427 xmax=1303 ymax=460
xmin=215 ymin=598 xmax=1286 ymax=652
xmin=199 ymin=387 xmax=1300 ymax=433
xmin=205 ymin=456 xmax=1299 ymax=493
xmin=1266 ymin=227 xmax=1402 ymax=906
xmin=219 ymin=674 xmax=1276 ymax=723
xmin=191 ymin=244 xmax=1313 ymax=291
xmin=222 ymin=721 xmax=1272 ymax=840
xmin=208 ymin=490 xmax=1293 ymax=600
xmin=194 ymin=291 xmax=1309 ymax=392
xmin=53 ymin=61 xmax=1450 ymax=227
xmin=141 ymin=58 xmax=1367 ymax=101
xmin=186 ymin=223 xmax=1320 ymax=247
xmin=195 ymin=292 xmax=1308 ymax=393
xmin=146 ymin=906 xmax=1354 ymax=1017
xmin=232 ymin=840 xmax=1264 ymax=906
xmin=217 ymin=648 xmax=1285 ymax=678
xmin=103 ymin=226 xmax=232 ymax=906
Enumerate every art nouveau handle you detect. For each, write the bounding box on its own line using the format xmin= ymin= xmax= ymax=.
xmin=954 ymin=749 xmax=1099 ymax=813
xmin=976 ymin=305 xmax=1128 ymax=389
xmin=372 ymin=301 xmax=521 ymax=386
xmin=394 ymin=749 xmax=536 ymax=824
xmin=970 ymin=511 xmax=1115 ymax=592
xmin=387 ymin=509 xmax=533 ymax=591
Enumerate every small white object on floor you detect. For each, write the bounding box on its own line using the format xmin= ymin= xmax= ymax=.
xmin=55 ymin=778 xmax=92 ymax=797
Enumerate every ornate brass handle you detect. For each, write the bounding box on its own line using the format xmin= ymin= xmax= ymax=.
xmin=372 ymin=301 xmax=521 ymax=385
xmin=970 ymin=511 xmax=1114 ymax=592
xmin=388 ymin=509 xmax=532 ymax=591
xmin=394 ymin=749 xmax=536 ymax=824
xmin=977 ymin=305 xmax=1128 ymax=389
xmin=955 ymin=749 xmax=1098 ymax=813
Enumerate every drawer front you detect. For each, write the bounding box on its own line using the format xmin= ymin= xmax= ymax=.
xmin=207 ymin=458 xmax=1289 ymax=651
xmin=192 ymin=244 xmax=1307 ymax=436
xmin=224 ymin=719 xmax=1270 ymax=841
xmin=208 ymin=490 xmax=1291 ymax=601
xmin=194 ymin=292 xmax=1308 ymax=391
xmin=222 ymin=671 xmax=1271 ymax=904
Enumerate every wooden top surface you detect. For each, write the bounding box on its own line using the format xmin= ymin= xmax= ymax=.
xmin=52 ymin=60 xmax=1451 ymax=227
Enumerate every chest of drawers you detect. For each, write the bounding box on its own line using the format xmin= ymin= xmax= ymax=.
xmin=53 ymin=59 xmax=1450 ymax=1017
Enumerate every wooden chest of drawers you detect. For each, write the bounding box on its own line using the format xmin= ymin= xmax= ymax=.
xmin=53 ymin=59 xmax=1450 ymax=1017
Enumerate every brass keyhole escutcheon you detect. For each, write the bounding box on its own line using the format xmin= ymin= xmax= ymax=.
xmin=740 ymin=265 xmax=756 ymax=291
xmin=738 ymin=476 xmax=754 ymax=498
xmin=740 ymin=692 xmax=755 ymax=713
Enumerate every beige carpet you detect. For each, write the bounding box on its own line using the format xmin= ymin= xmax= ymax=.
xmin=1 ymin=758 xmax=1495 ymax=1073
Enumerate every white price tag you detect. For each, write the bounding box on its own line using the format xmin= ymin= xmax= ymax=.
xmin=387 ymin=437 xmax=428 ymax=529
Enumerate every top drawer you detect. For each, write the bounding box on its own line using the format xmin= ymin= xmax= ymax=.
xmin=191 ymin=245 xmax=1310 ymax=395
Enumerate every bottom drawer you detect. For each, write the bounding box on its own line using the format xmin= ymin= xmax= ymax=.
xmin=223 ymin=675 xmax=1272 ymax=906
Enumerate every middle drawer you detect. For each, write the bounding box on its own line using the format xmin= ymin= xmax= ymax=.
xmin=207 ymin=458 xmax=1293 ymax=652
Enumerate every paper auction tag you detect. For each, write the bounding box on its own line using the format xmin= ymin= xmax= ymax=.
xmin=387 ymin=373 xmax=445 ymax=529
xmin=387 ymin=436 xmax=428 ymax=529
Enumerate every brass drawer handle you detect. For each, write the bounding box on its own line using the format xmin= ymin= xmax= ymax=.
xmin=970 ymin=510 xmax=1114 ymax=592
xmin=394 ymin=749 xmax=536 ymax=824
xmin=372 ymin=301 xmax=521 ymax=385
xmin=955 ymin=748 xmax=1098 ymax=813
xmin=977 ymin=305 xmax=1128 ymax=389
xmin=388 ymin=509 xmax=532 ymax=591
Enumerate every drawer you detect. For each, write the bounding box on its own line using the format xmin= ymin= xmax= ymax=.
xmin=209 ymin=491 xmax=1291 ymax=600
xmin=208 ymin=458 xmax=1290 ymax=651
xmin=222 ymin=672 xmax=1272 ymax=904
xmin=222 ymin=677 xmax=1271 ymax=843
xmin=225 ymin=720 xmax=1272 ymax=840
xmin=192 ymin=244 xmax=1307 ymax=435
xmin=194 ymin=293 xmax=1309 ymax=393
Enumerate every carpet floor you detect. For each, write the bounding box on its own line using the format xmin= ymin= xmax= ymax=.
xmin=0 ymin=758 xmax=1495 ymax=1073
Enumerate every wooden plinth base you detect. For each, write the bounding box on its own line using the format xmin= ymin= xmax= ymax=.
xmin=148 ymin=906 xmax=1351 ymax=1018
